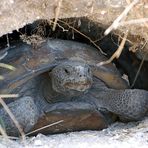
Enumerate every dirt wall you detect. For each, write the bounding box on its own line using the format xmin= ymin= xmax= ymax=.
xmin=0 ymin=0 xmax=147 ymax=37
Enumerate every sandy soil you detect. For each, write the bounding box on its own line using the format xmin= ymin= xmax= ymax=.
xmin=0 ymin=0 xmax=147 ymax=38
xmin=0 ymin=117 xmax=147 ymax=148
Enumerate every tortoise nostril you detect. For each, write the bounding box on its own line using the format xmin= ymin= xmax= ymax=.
xmin=88 ymin=68 xmax=91 ymax=74
xmin=79 ymin=74 xmax=86 ymax=78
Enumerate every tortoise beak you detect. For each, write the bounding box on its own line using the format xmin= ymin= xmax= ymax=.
xmin=64 ymin=79 xmax=92 ymax=92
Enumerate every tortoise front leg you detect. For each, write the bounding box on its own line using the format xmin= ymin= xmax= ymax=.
xmin=89 ymin=88 xmax=148 ymax=121
xmin=0 ymin=96 xmax=39 ymax=136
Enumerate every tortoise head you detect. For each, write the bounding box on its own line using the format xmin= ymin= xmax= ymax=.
xmin=50 ymin=60 xmax=93 ymax=96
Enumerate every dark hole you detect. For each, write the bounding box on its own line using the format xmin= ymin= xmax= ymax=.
xmin=0 ymin=17 xmax=148 ymax=90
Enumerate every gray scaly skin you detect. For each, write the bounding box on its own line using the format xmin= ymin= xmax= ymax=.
xmin=83 ymin=78 xmax=148 ymax=121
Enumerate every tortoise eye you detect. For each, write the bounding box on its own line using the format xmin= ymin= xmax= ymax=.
xmin=64 ymin=68 xmax=70 ymax=75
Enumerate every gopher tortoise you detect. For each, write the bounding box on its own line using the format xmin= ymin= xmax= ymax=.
xmin=0 ymin=39 xmax=147 ymax=136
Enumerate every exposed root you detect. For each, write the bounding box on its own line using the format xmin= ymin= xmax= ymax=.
xmin=20 ymin=34 xmax=45 ymax=47
xmin=6 ymin=34 xmax=10 ymax=48
xmin=131 ymin=40 xmax=148 ymax=88
xmin=58 ymin=20 xmax=106 ymax=55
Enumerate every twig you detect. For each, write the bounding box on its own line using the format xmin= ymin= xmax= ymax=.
xmin=52 ymin=0 xmax=63 ymax=31
xmin=6 ymin=34 xmax=10 ymax=48
xmin=0 ymin=51 xmax=8 ymax=60
xmin=0 ymin=125 xmax=9 ymax=140
xmin=131 ymin=41 xmax=148 ymax=88
xmin=26 ymin=120 xmax=63 ymax=136
xmin=120 ymin=18 xmax=148 ymax=26
xmin=0 ymin=135 xmax=20 ymax=140
xmin=0 ymin=63 xmax=16 ymax=80
xmin=0 ymin=76 xmax=4 ymax=80
xmin=50 ymin=20 xmax=68 ymax=32
xmin=0 ymin=63 xmax=16 ymax=71
xmin=97 ymin=30 xmax=128 ymax=66
xmin=104 ymin=0 xmax=140 ymax=35
xmin=0 ymin=97 xmax=25 ymax=140
xmin=0 ymin=94 xmax=19 ymax=98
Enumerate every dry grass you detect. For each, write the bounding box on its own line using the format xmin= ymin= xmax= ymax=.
xmin=0 ymin=63 xmax=16 ymax=80
xmin=0 ymin=124 xmax=8 ymax=140
xmin=52 ymin=0 xmax=63 ymax=31
xmin=26 ymin=120 xmax=64 ymax=136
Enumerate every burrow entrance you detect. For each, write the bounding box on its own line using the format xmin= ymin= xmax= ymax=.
xmin=0 ymin=17 xmax=148 ymax=90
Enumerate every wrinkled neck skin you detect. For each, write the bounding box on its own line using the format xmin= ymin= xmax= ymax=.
xmin=41 ymin=73 xmax=88 ymax=103
xmin=82 ymin=78 xmax=110 ymax=109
